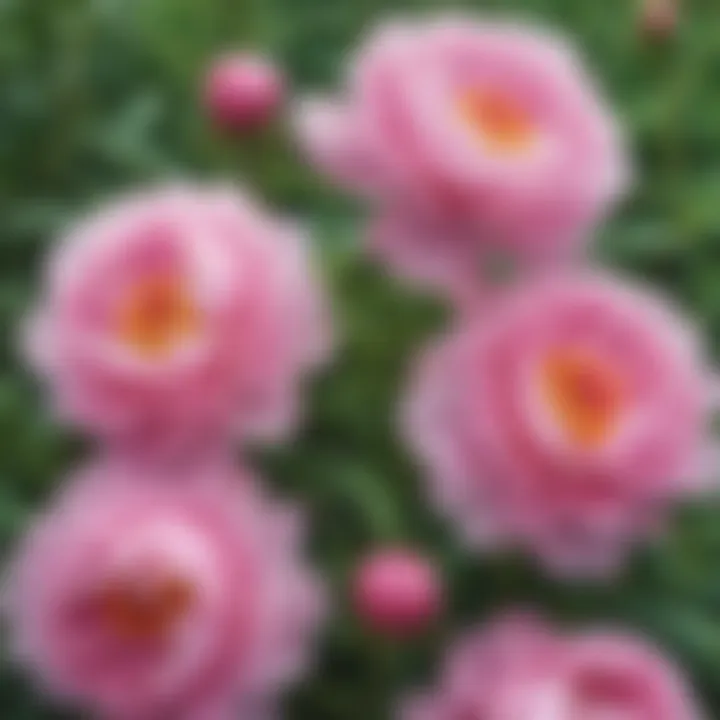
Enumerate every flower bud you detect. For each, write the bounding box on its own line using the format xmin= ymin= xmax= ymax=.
xmin=352 ymin=549 xmax=443 ymax=637
xmin=204 ymin=53 xmax=284 ymax=132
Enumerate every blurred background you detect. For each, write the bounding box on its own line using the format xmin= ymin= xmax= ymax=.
xmin=1 ymin=0 xmax=720 ymax=717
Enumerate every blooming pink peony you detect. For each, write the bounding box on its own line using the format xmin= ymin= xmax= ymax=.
xmin=24 ymin=185 xmax=331 ymax=454
xmin=352 ymin=548 xmax=443 ymax=637
xmin=3 ymin=458 xmax=325 ymax=720
xmin=404 ymin=274 xmax=716 ymax=575
xmin=401 ymin=613 xmax=702 ymax=720
xmin=295 ymin=17 xmax=629 ymax=300
xmin=204 ymin=54 xmax=285 ymax=132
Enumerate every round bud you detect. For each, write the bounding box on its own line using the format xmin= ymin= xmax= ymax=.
xmin=352 ymin=549 xmax=443 ymax=637
xmin=204 ymin=53 xmax=284 ymax=132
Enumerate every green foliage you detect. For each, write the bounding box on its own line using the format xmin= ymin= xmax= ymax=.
xmin=1 ymin=0 xmax=720 ymax=717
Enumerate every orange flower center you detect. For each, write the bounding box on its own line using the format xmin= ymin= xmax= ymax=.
xmin=540 ymin=349 xmax=625 ymax=449
xmin=117 ymin=275 xmax=199 ymax=358
xmin=96 ymin=574 xmax=195 ymax=642
xmin=457 ymin=88 xmax=537 ymax=155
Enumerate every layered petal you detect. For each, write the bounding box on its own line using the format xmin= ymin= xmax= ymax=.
xmin=3 ymin=458 xmax=325 ymax=719
xmin=401 ymin=613 xmax=702 ymax=720
xmin=23 ymin=185 xmax=333 ymax=455
xmin=296 ymin=16 xmax=630 ymax=299
xmin=404 ymin=274 xmax=716 ymax=575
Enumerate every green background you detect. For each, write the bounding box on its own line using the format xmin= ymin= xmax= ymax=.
xmin=1 ymin=0 xmax=720 ymax=717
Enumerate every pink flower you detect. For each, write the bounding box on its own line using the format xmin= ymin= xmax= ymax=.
xmin=295 ymin=17 xmax=629 ymax=301
xmin=401 ymin=613 xmax=702 ymax=720
xmin=3 ymin=458 xmax=325 ymax=720
xmin=352 ymin=548 xmax=443 ymax=637
xmin=404 ymin=274 xmax=716 ymax=575
xmin=24 ymin=185 xmax=332 ymax=454
xmin=204 ymin=54 xmax=285 ymax=132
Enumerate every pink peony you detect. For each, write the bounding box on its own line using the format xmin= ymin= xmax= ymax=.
xmin=24 ymin=185 xmax=332 ymax=454
xmin=401 ymin=613 xmax=702 ymax=720
xmin=3 ymin=458 xmax=325 ymax=720
xmin=404 ymin=274 xmax=716 ymax=575
xmin=204 ymin=54 xmax=285 ymax=132
xmin=295 ymin=17 xmax=629 ymax=300
xmin=352 ymin=548 xmax=443 ymax=637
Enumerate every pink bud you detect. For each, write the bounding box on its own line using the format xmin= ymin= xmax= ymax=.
xmin=204 ymin=53 xmax=284 ymax=132
xmin=352 ymin=549 xmax=443 ymax=637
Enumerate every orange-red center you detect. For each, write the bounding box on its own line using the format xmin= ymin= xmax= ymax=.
xmin=117 ymin=275 xmax=199 ymax=358
xmin=457 ymin=88 xmax=537 ymax=155
xmin=96 ymin=574 xmax=195 ymax=642
xmin=540 ymin=349 xmax=625 ymax=449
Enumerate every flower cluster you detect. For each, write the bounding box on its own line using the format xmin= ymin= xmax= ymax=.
xmin=7 ymin=184 xmax=332 ymax=719
xmin=295 ymin=13 xmax=712 ymax=718
xmin=297 ymin=14 xmax=717 ymax=580
xmin=5 ymin=11 xmax=714 ymax=720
